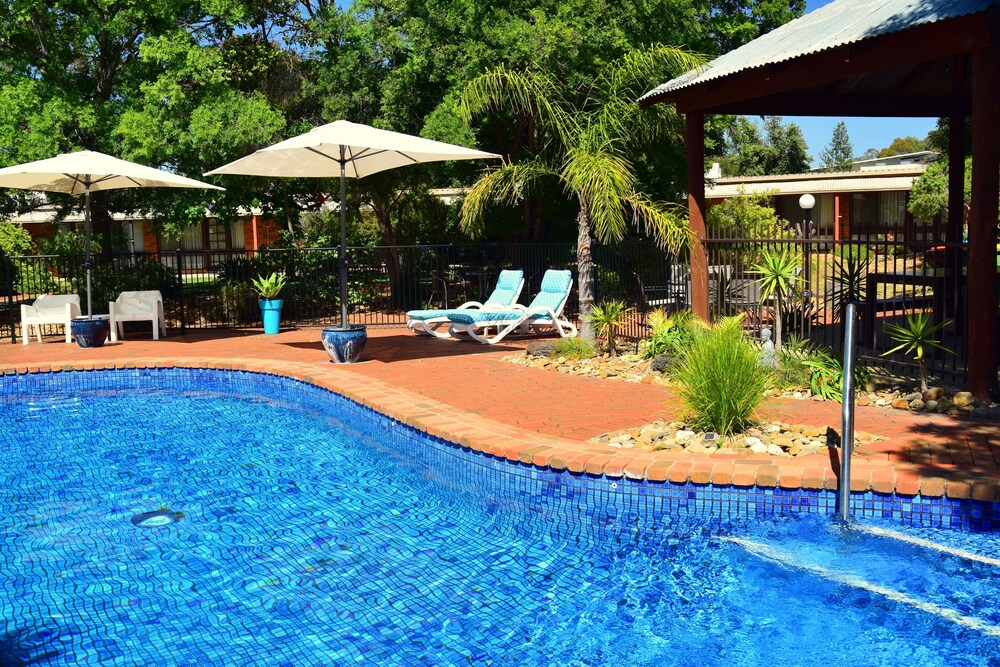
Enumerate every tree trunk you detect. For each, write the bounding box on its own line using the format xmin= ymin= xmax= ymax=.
xmin=577 ymin=207 xmax=595 ymax=341
xmin=919 ymin=357 xmax=928 ymax=393
xmin=774 ymin=295 xmax=783 ymax=354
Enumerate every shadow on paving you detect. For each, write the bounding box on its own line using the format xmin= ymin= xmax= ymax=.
xmin=281 ymin=332 xmax=526 ymax=362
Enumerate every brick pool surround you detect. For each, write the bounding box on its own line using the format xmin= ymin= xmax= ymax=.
xmin=2 ymin=326 xmax=998 ymax=508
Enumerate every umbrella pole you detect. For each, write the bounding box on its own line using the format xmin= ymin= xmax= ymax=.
xmin=339 ymin=148 xmax=349 ymax=328
xmin=84 ymin=184 xmax=93 ymax=318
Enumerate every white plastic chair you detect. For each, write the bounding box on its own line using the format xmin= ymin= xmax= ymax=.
xmin=406 ymin=269 xmax=525 ymax=338
xmin=20 ymin=294 xmax=81 ymax=344
xmin=446 ymin=269 xmax=577 ymax=344
xmin=109 ymin=290 xmax=166 ymax=340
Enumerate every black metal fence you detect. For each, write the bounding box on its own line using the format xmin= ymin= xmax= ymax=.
xmin=700 ymin=236 xmax=970 ymax=385
xmin=1 ymin=238 xmax=976 ymax=385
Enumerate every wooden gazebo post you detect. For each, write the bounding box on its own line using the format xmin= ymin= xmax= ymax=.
xmin=967 ymin=44 xmax=1000 ymax=399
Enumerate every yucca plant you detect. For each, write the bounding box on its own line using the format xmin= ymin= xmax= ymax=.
xmin=882 ymin=312 xmax=954 ymax=392
xmin=830 ymin=253 xmax=867 ymax=324
xmin=587 ymin=299 xmax=633 ymax=357
xmin=753 ymin=248 xmax=800 ymax=353
xmin=673 ymin=315 xmax=773 ymax=435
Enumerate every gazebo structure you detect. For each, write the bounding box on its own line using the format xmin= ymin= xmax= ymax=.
xmin=641 ymin=0 xmax=1000 ymax=398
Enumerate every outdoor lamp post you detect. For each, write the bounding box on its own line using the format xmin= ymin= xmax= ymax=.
xmin=799 ymin=193 xmax=815 ymax=302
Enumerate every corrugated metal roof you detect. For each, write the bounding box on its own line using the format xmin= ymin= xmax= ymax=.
xmin=641 ymin=0 xmax=999 ymax=101
xmin=706 ymin=166 xmax=925 ymax=198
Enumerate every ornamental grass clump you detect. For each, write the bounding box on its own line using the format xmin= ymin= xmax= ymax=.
xmin=673 ymin=315 xmax=772 ymax=435
xmin=551 ymin=336 xmax=595 ymax=360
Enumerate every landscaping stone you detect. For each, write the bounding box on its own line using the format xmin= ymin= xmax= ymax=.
xmin=675 ymin=430 xmax=696 ymax=445
xmin=525 ymin=341 xmax=555 ymax=357
xmin=953 ymin=391 xmax=977 ymax=408
xmin=922 ymin=387 xmax=945 ymax=401
xmin=503 ymin=350 xmax=1000 ymax=422
xmin=650 ymin=355 xmax=672 ymax=373
xmin=909 ymin=399 xmax=925 ymax=411
xmin=749 ymin=442 xmax=769 ymax=454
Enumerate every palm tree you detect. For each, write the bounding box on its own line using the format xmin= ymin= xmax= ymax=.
xmin=458 ymin=46 xmax=702 ymax=340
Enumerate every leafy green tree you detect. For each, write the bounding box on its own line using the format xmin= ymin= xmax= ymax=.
xmin=459 ymin=46 xmax=700 ymax=340
xmin=819 ymin=121 xmax=854 ymax=172
xmin=0 ymin=0 xmax=215 ymax=247
xmin=706 ymin=189 xmax=795 ymax=263
xmin=695 ymin=0 xmax=805 ymax=54
xmin=0 ymin=221 xmax=33 ymax=256
xmin=907 ymin=157 xmax=972 ymax=222
xmin=718 ymin=116 xmax=811 ymax=176
xmin=878 ymin=136 xmax=927 ymax=157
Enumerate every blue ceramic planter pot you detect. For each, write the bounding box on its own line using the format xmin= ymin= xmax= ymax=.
xmin=321 ymin=325 xmax=367 ymax=364
xmin=259 ymin=299 xmax=283 ymax=335
xmin=71 ymin=316 xmax=111 ymax=348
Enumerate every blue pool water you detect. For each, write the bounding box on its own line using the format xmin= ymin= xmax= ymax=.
xmin=0 ymin=369 xmax=998 ymax=666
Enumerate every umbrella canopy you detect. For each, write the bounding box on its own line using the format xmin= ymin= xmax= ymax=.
xmin=0 ymin=150 xmax=223 ymax=317
xmin=206 ymin=120 xmax=500 ymax=327
xmin=206 ymin=120 xmax=499 ymax=179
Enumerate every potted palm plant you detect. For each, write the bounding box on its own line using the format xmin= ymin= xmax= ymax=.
xmin=252 ymin=272 xmax=287 ymax=334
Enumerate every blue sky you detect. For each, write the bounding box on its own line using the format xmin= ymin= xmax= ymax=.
xmin=777 ymin=0 xmax=938 ymax=164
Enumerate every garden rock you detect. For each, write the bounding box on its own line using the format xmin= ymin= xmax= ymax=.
xmin=891 ymin=398 xmax=911 ymax=410
xmin=953 ymin=391 xmax=977 ymax=408
xmin=650 ymin=355 xmax=672 ymax=373
xmin=909 ymin=399 xmax=925 ymax=411
xmin=526 ymin=341 xmax=555 ymax=357
xmin=922 ymin=387 xmax=945 ymax=401
xmin=675 ymin=430 xmax=696 ymax=445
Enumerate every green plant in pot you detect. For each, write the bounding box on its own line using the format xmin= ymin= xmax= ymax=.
xmin=252 ymin=272 xmax=287 ymax=334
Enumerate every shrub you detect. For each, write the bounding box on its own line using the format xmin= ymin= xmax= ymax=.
xmin=882 ymin=311 xmax=953 ymax=392
xmin=586 ymin=299 xmax=633 ymax=357
xmin=775 ymin=335 xmax=820 ymax=389
xmin=673 ymin=315 xmax=772 ymax=435
xmin=207 ymin=281 xmax=258 ymax=324
xmin=551 ymin=336 xmax=595 ymax=360
xmin=641 ymin=309 xmax=706 ymax=360
xmin=803 ymin=347 xmax=870 ymax=402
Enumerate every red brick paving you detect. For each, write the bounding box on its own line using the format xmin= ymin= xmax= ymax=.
xmin=2 ymin=325 xmax=999 ymax=501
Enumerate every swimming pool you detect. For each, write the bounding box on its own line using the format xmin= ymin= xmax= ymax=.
xmin=1 ymin=368 xmax=998 ymax=666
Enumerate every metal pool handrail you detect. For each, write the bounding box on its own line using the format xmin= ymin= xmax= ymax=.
xmin=839 ymin=302 xmax=859 ymax=522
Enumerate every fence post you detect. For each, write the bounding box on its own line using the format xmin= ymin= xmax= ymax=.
xmin=175 ymin=249 xmax=186 ymax=335
xmin=3 ymin=255 xmax=13 ymax=344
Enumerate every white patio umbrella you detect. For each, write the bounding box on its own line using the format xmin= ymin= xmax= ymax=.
xmin=0 ymin=150 xmax=223 ymax=318
xmin=206 ymin=120 xmax=500 ymax=328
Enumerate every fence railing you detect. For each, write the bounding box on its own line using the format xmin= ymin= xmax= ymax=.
xmin=1 ymin=238 xmax=976 ymax=385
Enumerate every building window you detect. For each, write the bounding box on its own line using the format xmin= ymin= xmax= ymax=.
xmin=851 ymin=191 xmax=907 ymax=233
